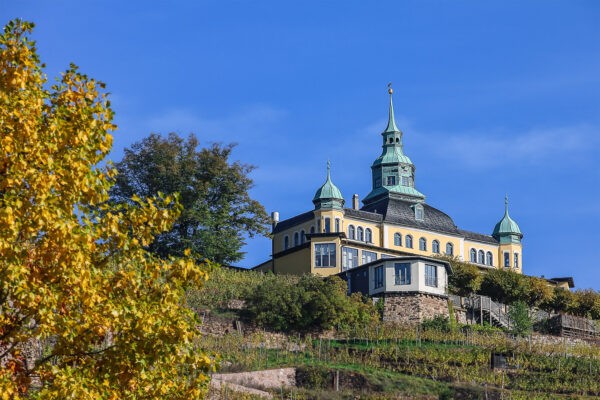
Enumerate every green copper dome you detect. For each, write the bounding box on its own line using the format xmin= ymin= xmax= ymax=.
xmin=492 ymin=196 xmax=523 ymax=243
xmin=313 ymin=161 xmax=344 ymax=210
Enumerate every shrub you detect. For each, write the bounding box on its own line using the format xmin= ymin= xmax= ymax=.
xmin=421 ymin=315 xmax=451 ymax=333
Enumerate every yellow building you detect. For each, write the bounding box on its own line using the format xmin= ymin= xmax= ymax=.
xmin=255 ymin=89 xmax=524 ymax=277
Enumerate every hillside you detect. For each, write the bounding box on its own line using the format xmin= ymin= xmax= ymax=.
xmin=189 ymin=267 xmax=600 ymax=399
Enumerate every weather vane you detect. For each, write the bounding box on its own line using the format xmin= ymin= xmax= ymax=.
xmin=388 ymin=82 xmax=393 ymax=94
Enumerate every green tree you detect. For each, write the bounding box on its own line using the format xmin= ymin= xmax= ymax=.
xmin=527 ymin=276 xmax=554 ymax=308
xmin=110 ymin=133 xmax=270 ymax=264
xmin=509 ymin=301 xmax=533 ymax=336
xmin=479 ymin=268 xmax=530 ymax=304
xmin=246 ymin=274 xmax=377 ymax=331
xmin=0 ymin=20 xmax=213 ymax=398
xmin=441 ymin=256 xmax=482 ymax=297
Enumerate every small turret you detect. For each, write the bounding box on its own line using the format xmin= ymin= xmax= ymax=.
xmin=492 ymin=196 xmax=523 ymax=244
xmin=313 ymin=160 xmax=344 ymax=210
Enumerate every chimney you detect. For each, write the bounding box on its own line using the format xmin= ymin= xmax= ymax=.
xmin=352 ymin=194 xmax=359 ymax=210
xmin=271 ymin=211 xmax=279 ymax=230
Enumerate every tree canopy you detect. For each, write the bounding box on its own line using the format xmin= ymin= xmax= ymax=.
xmin=0 ymin=20 xmax=214 ymax=398
xmin=109 ymin=133 xmax=270 ymax=265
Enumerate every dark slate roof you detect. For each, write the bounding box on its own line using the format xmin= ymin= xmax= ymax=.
xmin=343 ymin=208 xmax=383 ymax=222
xmin=458 ymin=229 xmax=499 ymax=245
xmin=360 ymin=197 xmax=460 ymax=235
xmin=272 ymin=210 xmax=314 ymax=234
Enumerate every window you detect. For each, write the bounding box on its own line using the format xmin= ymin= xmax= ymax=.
xmin=314 ymin=243 xmax=336 ymax=268
xmin=342 ymin=247 xmax=358 ymax=271
xmin=361 ymin=250 xmax=377 ymax=265
xmin=415 ymin=207 xmax=423 ymax=221
xmin=486 ymin=251 xmax=493 ymax=266
xmin=374 ymin=177 xmax=382 ymax=188
xmin=402 ymin=176 xmax=409 ymax=186
xmin=470 ymin=248 xmax=477 ymax=263
xmin=387 ymin=176 xmax=396 ymax=186
xmin=357 ymin=227 xmax=364 ymax=241
xmin=335 ymin=218 xmax=340 ymax=232
xmin=283 ymin=236 xmax=289 ymax=250
xmin=324 ymin=218 xmax=330 ymax=233
xmin=478 ymin=250 xmax=484 ymax=264
xmin=419 ymin=237 xmax=427 ymax=251
xmin=348 ymin=225 xmax=355 ymax=240
xmin=514 ymin=253 xmax=519 ymax=269
xmin=293 ymin=232 xmax=299 ymax=246
xmin=395 ymin=263 xmax=411 ymax=285
xmin=394 ymin=233 xmax=402 ymax=246
xmin=504 ymin=252 xmax=510 ymax=267
xmin=310 ymin=226 xmax=315 ymax=234
xmin=374 ymin=265 xmax=384 ymax=289
xmin=365 ymin=228 xmax=372 ymax=243
xmin=300 ymin=230 xmax=306 ymax=244
xmin=405 ymin=235 xmax=413 ymax=248
xmin=446 ymin=242 xmax=454 ymax=256
xmin=389 ymin=137 xmax=393 ymax=144
xmin=432 ymin=240 xmax=440 ymax=254
xmin=317 ymin=219 xmax=321 ymax=233
xmin=395 ymin=137 xmax=400 ymax=143
xmin=425 ymin=264 xmax=438 ymax=287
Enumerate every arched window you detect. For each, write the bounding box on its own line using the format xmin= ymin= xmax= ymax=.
xmin=348 ymin=225 xmax=355 ymax=240
xmin=365 ymin=228 xmax=372 ymax=243
xmin=310 ymin=226 xmax=315 ymax=234
xmin=293 ymin=232 xmax=299 ymax=246
xmin=357 ymin=227 xmax=364 ymax=241
xmin=432 ymin=240 xmax=440 ymax=254
xmin=446 ymin=242 xmax=454 ymax=256
xmin=283 ymin=236 xmax=289 ymax=250
xmin=394 ymin=233 xmax=402 ymax=246
xmin=486 ymin=251 xmax=493 ymax=266
xmin=419 ymin=237 xmax=427 ymax=251
xmin=478 ymin=250 xmax=485 ymax=264
xmin=300 ymin=230 xmax=306 ymax=244
xmin=335 ymin=218 xmax=340 ymax=232
xmin=470 ymin=248 xmax=476 ymax=262
xmin=405 ymin=235 xmax=413 ymax=248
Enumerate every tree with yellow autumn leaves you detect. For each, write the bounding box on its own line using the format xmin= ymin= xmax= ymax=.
xmin=0 ymin=19 xmax=214 ymax=399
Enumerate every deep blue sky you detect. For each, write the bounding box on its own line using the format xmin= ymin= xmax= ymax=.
xmin=3 ymin=1 xmax=599 ymax=288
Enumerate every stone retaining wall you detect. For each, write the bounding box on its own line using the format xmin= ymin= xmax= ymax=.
xmin=382 ymin=292 xmax=449 ymax=324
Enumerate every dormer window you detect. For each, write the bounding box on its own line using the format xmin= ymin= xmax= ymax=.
xmin=387 ymin=176 xmax=396 ymax=186
xmin=414 ymin=204 xmax=424 ymax=221
xmin=402 ymin=176 xmax=409 ymax=186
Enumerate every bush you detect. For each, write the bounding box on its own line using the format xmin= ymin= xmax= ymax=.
xmin=246 ymin=274 xmax=378 ymax=332
xmin=421 ymin=315 xmax=451 ymax=333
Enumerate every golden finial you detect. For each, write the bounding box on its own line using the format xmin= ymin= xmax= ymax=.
xmin=388 ymin=82 xmax=393 ymax=94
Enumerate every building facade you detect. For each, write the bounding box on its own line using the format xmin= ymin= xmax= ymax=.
xmin=255 ymin=89 xmax=524 ymax=277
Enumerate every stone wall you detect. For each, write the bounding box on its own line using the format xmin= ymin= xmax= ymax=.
xmin=382 ymin=292 xmax=449 ymax=324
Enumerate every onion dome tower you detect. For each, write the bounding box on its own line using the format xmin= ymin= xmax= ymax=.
xmin=492 ymin=196 xmax=523 ymax=244
xmin=313 ymin=160 xmax=345 ymax=210
xmin=363 ymin=85 xmax=426 ymax=205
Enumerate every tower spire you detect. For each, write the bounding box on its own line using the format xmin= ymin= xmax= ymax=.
xmin=384 ymin=83 xmax=399 ymax=133
xmin=326 ymin=159 xmax=331 ymax=181
xmin=505 ymin=194 xmax=509 ymax=215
